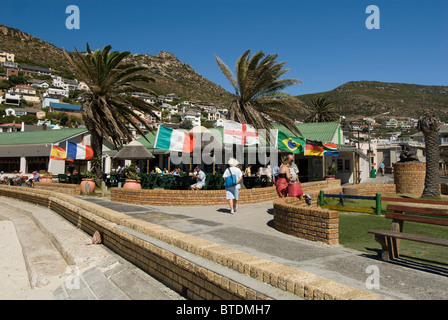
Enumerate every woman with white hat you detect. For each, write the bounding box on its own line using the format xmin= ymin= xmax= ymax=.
xmin=223 ymin=158 xmax=243 ymax=214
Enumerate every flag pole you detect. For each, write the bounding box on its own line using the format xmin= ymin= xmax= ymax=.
xmin=48 ymin=143 xmax=53 ymax=173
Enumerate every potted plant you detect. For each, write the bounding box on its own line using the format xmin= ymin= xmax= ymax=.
xmin=80 ymin=170 xmax=96 ymax=195
xmin=325 ymin=163 xmax=338 ymax=180
xmin=123 ymin=164 xmax=141 ymax=189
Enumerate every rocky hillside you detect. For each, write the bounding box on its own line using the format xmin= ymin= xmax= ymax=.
xmin=296 ymin=81 xmax=448 ymax=122
xmin=2 ymin=24 xmax=447 ymax=120
xmin=0 ymin=24 xmax=234 ymax=107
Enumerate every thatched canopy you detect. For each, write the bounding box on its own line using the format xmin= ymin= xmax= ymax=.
xmin=114 ymin=139 xmax=155 ymax=160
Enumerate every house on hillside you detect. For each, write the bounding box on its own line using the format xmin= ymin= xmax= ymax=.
xmin=9 ymin=84 xmax=40 ymax=104
xmin=44 ymin=88 xmax=69 ymax=99
xmin=0 ymin=123 xmax=22 ymax=133
xmin=20 ymin=65 xmax=52 ymax=76
xmin=29 ymin=79 xmax=50 ymax=89
xmin=4 ymin=107 xmax=42 ymax=118
xmin=0 ymin=92 xmax=20 ymax=106
xmin=0 ymin=51 xmax=15 ymax=62
xmin=411 ymin=125 xmax=448 ymax=149
xmin=48 ymin=102 xmax=82 ymax=116
xmin=2 ymin=61 xmax=19 ymax=79
xmin=52 ymin=76 xmax=78 ymax=91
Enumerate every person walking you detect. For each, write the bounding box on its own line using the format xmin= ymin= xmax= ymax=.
xmin=223 ymin=158 xmax=243 ymax=214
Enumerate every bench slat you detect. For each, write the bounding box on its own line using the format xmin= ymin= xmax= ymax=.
xmin=385 ymin=212 xmax=448 ymax=226
xmin=368 ymin=229 xmax=448 ymax=247
xmin=386 ymin=204 xmax=448 ymax=217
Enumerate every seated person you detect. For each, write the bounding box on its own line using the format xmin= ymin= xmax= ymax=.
xmin=12 ymin=171 xmax=23 ymax=185
xmin=0 ymin=171 xmax=6 ymax=184
xmin=191 ymin=166 xmax=206 ymax=190
xmin=27 ymin=171 xmax=41 ymax=187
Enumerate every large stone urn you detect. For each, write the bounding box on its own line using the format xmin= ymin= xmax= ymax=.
xmin=393 ymin=162 xmax=425 ymax=195
xmin=123 ymin=179 xmax=142 ymax=189
xmin=80 ymin=178 xmax=96 ymax=195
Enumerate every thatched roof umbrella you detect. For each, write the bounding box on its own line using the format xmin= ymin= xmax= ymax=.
xmin=114 ymin=139 xmax=155 ymax=160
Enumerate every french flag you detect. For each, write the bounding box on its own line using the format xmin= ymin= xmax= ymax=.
xmin=66 ymin=142 xmax=94 ymax=160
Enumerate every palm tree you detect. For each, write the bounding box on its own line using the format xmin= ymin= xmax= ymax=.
xmin=417 ymin=111 xmax=440 ymax=198
xmin=64 ymin=44 xmax=159 ymax=184
xmin=303 ymin=97 xmax=339 ymax=123
xmin=215 ymin=50 xmax=303 ymax=136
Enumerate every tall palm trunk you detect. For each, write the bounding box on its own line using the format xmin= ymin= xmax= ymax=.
xmin=86 ymin=118 xmax=103 ymax=185
xmin=418 ymin=112 xmax=440 ymax=198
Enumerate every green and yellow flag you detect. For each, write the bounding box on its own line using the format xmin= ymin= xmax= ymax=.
xmin=277 ymin=130 xmax=305 ymax=154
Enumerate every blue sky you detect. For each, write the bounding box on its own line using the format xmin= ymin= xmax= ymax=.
xmin=1 ymin=0 xmax=447 ymax=96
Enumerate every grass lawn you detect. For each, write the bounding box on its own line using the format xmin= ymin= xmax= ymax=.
xmin=331 ymin=195 xmax=448 ymax=266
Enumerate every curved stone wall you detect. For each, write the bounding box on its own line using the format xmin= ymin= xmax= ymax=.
xmin=110 ymin=179 xmax=343 ymax=206
xmin=273 ymin=197 xmax=339 ymax=245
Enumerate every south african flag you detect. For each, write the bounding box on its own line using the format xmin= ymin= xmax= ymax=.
xmin=323 ymin=143 xmax=339 ymax=156
xmin=277 ymin=131 xmax=305 ymax=154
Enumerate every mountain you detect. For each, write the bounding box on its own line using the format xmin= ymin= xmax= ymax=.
xmin=295 ymin=81 xmax=448 ymax=122
xmin=2 ymin=24 xmax=447 ymax=121
xmin=0 ymin=24 xmax=234 ymax=107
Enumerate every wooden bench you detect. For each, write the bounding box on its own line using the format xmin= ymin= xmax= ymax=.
xmin=368 ymin=204 xmax=448 ymax=261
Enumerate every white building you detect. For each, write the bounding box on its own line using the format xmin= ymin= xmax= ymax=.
xmin=44 ymin=88 xmax=69 ymax=98
xmin=29 ymin=80 xmax=50 ymax=88
xmin=182 ymin=113 xmax=201 ymax=127
xmin=42 ymin=97 xmax=60 ymax=109
xmin=77 ymin=81 xmax=89 ymax=91
xmin=52 ymin=76 xmax=78 ymax=91
xmin=0 ymin=128 xmax=115 ymax=176
xmin=0 ymin=92 xmax=20 ymax=106
xmin=0 ymin=51 xmax=15 ymax=63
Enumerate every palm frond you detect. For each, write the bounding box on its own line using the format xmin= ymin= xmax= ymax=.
xmin=216 ymin=50 xmax=302 ymax=135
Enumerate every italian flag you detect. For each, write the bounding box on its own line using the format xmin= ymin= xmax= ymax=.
xmin=154 ymin=125 xmax=196 ymax=153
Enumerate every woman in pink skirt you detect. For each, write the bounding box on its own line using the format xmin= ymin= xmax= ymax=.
xmin=276 ymin=158 xmax=292 ymax=197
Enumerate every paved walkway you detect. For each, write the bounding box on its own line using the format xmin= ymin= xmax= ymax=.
xmin=1 ymin=174 xmax=447 ymax=300
xmin=79 ymin=192 xmax=448 ymax=300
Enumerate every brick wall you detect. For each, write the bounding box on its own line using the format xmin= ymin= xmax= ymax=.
xmin=34 ymin=181 xmax=81 ymax=195
xmin=110 ymin=179 xmax=343 ymax=206
xmin=0 ymin=185 xmax=382 ymax=300
xmin=273 ymin=197 xmax=339 ymax=245
xmin=441 ymin=183 xmax=448 ymax=195
xmin=342 ymin=184 xmax=396 ymax=195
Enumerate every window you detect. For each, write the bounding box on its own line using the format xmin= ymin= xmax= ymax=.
xmin=0 ymin=157 xmax=20 ymax=173
xmin=336 ymin=159 xmax=351 ymax=171
xmin=26 ymin=157 xmax=48 ymax=173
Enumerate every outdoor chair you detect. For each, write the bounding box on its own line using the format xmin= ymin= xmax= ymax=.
xmin=70 ymin=174 xmax=81 ymax=184
xmin=58 ymin=174 xmax=68 ymax=183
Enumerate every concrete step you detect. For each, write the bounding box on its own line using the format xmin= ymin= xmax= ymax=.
xmin=0 ymin=196 xmax=185 ymax=300
xmin=0 ymin=205 xmax=68 ymax=290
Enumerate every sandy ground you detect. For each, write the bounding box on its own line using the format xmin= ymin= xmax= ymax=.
xmin=0 ymin=220 xmax=64 ymax=299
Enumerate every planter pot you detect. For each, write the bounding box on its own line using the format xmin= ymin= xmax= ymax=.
xmin=41 ymin=177 xmax=53 ymax=183
xmin=393 ymin=162 xmax=425 ymax=195
xmin=80 ymin=178 xmax=96 ymax=195
xmin=324 ymin=175 xmax=335 ymax=180
xmin=123 ymin=179 xmax=141 ymax=189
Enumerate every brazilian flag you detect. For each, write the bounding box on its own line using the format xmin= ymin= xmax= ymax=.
xmin=277 ymin=130 xmax=305 ymax=154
